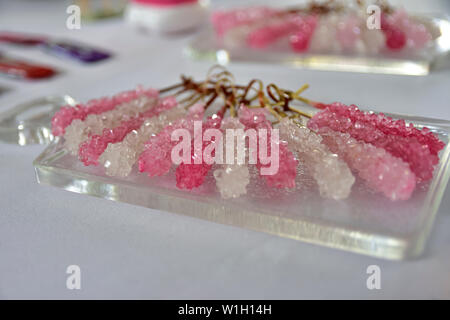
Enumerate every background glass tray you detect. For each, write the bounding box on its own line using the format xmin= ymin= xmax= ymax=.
xmin=33 ymin=112 xmax=450 ymax=260
xmin=186 ymin=15 xmax=450 ymax=76
xmin=0 ymin=95 xmax=76 ymax=145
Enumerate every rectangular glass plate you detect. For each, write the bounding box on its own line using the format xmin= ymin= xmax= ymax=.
xmin=186 ymin=16 xmax=450 ymax=76
xmin=33 ymin=112 xmax=450 ymax=260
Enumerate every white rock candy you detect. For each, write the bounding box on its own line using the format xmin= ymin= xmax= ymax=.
xmin=309 ymin=14 xmax=342 ymax=53
xmin=64 ymin=95 xmax=158 ymax=155
xmin=213 ymin=118 xmax=250 ymax=199
xmin=99 ymin=105 xmax=187 ymax=177
xmin=318 ymin=127 xmax=416 ymax=201
xmin=361 ymin=28 xmax=385 ymax=54
xmin=277 ymin=118 xmax=355 ymax=200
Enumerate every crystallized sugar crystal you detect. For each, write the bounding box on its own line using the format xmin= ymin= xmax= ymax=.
xmin=214 ymin=118 xmax=250 ymax=199
xmin=309 ymin=14 xmax=342 ymax=53
xmin=360 ymin=27 xmax=385 ymax=54
xmin=52 ymin=87 xmax=158 ymax=136
xmin=212 ymin=7 xmax=435 ymax=55
xmin=336 ymin=14 xmax=363 ymax=52
xmin=237 ymin=106 xmax=268 ymax=128
xmin=211 ymin=6 xmax=279 ymax=37
xmin=99 ymin=102 xmax=190 ymax=177
xmin=175 ymin=115 xmax=223 ymax=190
xmin=277 ymin=118 xmax=354 ymax=200
xmin=64 ymin=95 xmax=159 ymax=155
xmin=78 ymin=96 xmax=178 ymax=166
xmin=308 ymin=103 xmax=444 ymax=182
xmin=289 ymin=15 xmax=317 ymax=52
xmin=138 ymin=106 xmax=205 ymax=178
xmin=79 ymin=117 xmax=142 ymax=166
xmin=222 ymin=23 xmax=259 ymax=49
xmin=381 ymin=12 xmax=406 ymax=50
xmin=318 ymin=128 xmax=416 ymax=201
xmin=246 ymin=14 xmax=305 ymax=49
xmin=309 ymin=13 xmax=383 ymax=54
xmin=383 ymin=10 xmax=431 ymax=50
xmin=263 ymin=141 xmax=298 ymax=189
xmin=239 ymin=107 xmax=298 ymax=189
xmin=214 ymin=165 xmax=250 ymax=199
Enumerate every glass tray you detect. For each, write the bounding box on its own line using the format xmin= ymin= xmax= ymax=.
xmin=186 ymin=15 xmax=450 ymax=76
xmin=33 ymin=112 xmax=450 ymax=260
xmin=0 ymin=95 xmax=76 ymax=145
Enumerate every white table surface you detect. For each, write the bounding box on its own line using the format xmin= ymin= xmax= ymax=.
xmin=0 ymin=0 xmax=449 ymax=299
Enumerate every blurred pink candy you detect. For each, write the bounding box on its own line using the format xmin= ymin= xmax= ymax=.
xmin=51 ymin=87 xmax=158 ymax=136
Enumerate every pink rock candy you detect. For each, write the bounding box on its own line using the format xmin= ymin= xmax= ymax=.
xmin=78 ymin=96 xmax=177 ymax=166
xmin=212 ymin=7 xmax=433 ymax=54
xmin=247 ymin=14 xmax=304 ymax=49
xmin=239 ymin=107 xmax=298 ymax=189
xmin=51 ymin=87 xmax=158 ymax=136
xmin=390 ymin=9 xmax=432 ymax=49
xmin=278 ymin=118 xmax=354 ymax=199
xmin=381 ymin=12 xmax=407 ymax=50
xmin=211 ymin=6 xmax=279 ymax=37
xmin=138 ymin=106 xmax=205 ymax=178
xmin=63 ymin=93 xmax=159 ymax=155
xmin=175 ymin=115 xmax=223 ymax=190
xmin=308 ymin=103 xmax=444 ymax=182
xmin=99 ymin=103 xmax=188 ymax=177
xmin=336 ymin=14 xmax=362 ymax=51
xmin=318 ymin=128 xmax=416 ymax=201
xmin=289 ymin=15 xmax=318 ymax=52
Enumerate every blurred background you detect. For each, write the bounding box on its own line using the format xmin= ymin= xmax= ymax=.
xmin=1 ymin=0 xmax=450 ymax=299
xmin=1 ymin=0 xmax=449 ymax=119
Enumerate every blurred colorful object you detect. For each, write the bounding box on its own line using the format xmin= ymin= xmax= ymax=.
xmin=75 ymin=0 xmax=126 ymax=21
xmin=0 ymin=32 xmax=47 ymax=46
xmin=125 ymin=0 xmax=209 ymax=33
xmin=0 ymin=31 xmax=112 ymax=64
xmin=0 ymin=55 xmax=56 ymax=80
xmin=211 ymin=2 xmax=440 ymax=54
xmin=41 ymin=41 xmax=111 ymax=63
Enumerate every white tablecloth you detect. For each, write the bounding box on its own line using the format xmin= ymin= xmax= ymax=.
xmin=0 ymin=0 xmax=449 ymax=299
